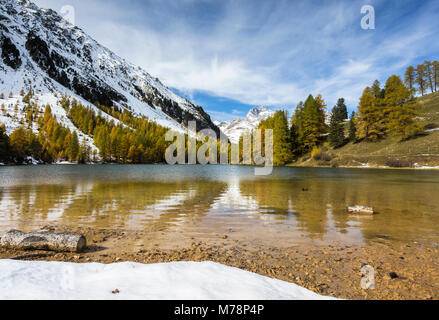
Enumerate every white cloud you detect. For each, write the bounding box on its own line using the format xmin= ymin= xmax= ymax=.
xmin=33 ymin=0 xmax=439 ymax=112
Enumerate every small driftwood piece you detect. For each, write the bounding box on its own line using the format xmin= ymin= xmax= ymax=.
xmin=347 ymin=205 xmax=375 ymax=215
xmin=0 ymin=230 xmax=86 ymax=252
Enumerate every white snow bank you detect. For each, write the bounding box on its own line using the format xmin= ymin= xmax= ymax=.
xmin=0 ymin=260 xmax=332 ymax=300
xmin=54 ymin=161 xmax=77 ymax=165
xmin=413 ymin=163 xmax=439 ymax=169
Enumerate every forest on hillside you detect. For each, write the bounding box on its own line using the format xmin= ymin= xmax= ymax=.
xmin=256 ymin=59 xmax=438 ymax=166
xmin=1 ymin=60 xmax=438 ymax=166
xmin=0 ymin=90 xmax=172 ymax=164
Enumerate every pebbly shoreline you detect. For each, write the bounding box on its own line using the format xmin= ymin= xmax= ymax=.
xmin=0 ymin=226 xmax=438 ymax=300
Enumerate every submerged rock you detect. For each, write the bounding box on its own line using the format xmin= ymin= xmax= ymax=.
xmin=347 ymin=205 xmax=375 ymax=215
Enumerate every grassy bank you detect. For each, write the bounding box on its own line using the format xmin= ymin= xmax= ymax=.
xmin=291 ymin=92 xmax=439 ymax=168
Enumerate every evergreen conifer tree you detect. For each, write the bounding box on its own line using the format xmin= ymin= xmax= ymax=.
xmin=348 ymin=112 xmax=357 ymax=142
xmin=424 ymin=61 xmax=435 ymax=93
xmin=383 ymin=75 xmax=421 ymax=140
xmin=415 ymin=64 xmax=427 ymax=96
xmin=0 ymin=124 xmax=10 ymax=162
xmin=355 ymin=87 xmax=383 ymax=141
xmin=404 ymin=66 xmax=416 ymax=92
xmin=328 ymin=99 xmax=347 ymax=148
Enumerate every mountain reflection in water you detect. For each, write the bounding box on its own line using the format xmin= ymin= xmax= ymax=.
xmin=1 ymin=165 xmax=439 ymax=246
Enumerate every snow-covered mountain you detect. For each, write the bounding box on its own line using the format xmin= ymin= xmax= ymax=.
xmin=215 ymin=106 xmax=275 ymax=143
xmin=0 ymin=0 xmax=219 ymax=143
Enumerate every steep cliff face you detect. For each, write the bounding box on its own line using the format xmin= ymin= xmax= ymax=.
xmin=0 ymin=0 xmax=219 ymax=137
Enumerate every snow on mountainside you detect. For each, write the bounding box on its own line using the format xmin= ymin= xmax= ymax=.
xmin=216 ymin=106 xmax=275 ymax=143
xmin=0 ymin=0 xmax=219 ymax=147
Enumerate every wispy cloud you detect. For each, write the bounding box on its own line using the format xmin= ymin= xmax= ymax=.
xmin=34 ymin=0 xmax=439 ymax=115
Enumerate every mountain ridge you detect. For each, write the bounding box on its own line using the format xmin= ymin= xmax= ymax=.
xmin=0 ymin=0 xmax=219 ymax=141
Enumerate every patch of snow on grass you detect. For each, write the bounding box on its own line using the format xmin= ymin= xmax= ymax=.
xmin=360 ymin=163 xmax=370 ymax=167
xmin=413 ymin=163 xmax=439 ymax=169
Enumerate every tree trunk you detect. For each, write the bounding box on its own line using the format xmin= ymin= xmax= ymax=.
xmin=0 ymin=230 xmax=86 ymax=252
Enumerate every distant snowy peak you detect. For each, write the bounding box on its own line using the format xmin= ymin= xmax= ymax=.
xmin=217 ymin=106 xmax=275 ymax=143
xmin=0 ymin=0 xmax=219 ymax=135
xmin=245 ymin=106 xmax=274 ymax=124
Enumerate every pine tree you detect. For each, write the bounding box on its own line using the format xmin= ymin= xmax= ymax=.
xmin=94 ymin=124 xmax=111 ymax=162
xmin=22 ymin=90 xmax=32 ymax=104
xmin=355 ymin=87 xmax=383 ymax=141
xmin=314 ymin=94 xmax=328 ymax=134
xmin=120 ymin=135 xmax=130 ymax=163
xmin=328 ymin=100 xmax=347 ymax=148
xmin=259 ymin=111 xmax=292 ymax=165
xmin=272 ymin=111 xmax=292 ymax=165
xmin=127 ymin=145 xmax=138 ymax=163
xmin=63 ymin=132 xmax=71 ymax=161
xmin=383 ymin=75 xmax=421 ymax=140
xmin=68 ymin=131 xmax=79 ymax=161
xmin=424 ymin=61 xmax=435 ymax=93
xmin=78 ymin=141 xmax=90 ymax=164
xmin=9 ymin=127 xmax=30 ymax=163
xmin=433 ymin=61 xmax=439 ymax=92
xmin=296 ymin=95 xmax=326 ymax=151
xmin=338 ymin=98 xmax=348 ymax=120
xmin=27 ymin=131 xmax=42 ymax=160
xmin=291 ymin=101 xmax=304 ymax=154
xmin=110 ymin=127 xmax=121 ymax=162
xmin=289 ymin=123 xmax=299 ymax=156
xmin=404 ymin=66 xmax=416 ymax=92
xmin=371 ymin=80 xmax=383 ymax=98
xmin=137 ymin=144 xmax=145 ymax=163
xmin=348 ymin=112 xmax=356 ymax=142
xmin=415 ymin=64 xmax=427 ymax=96
xmin=331 ymin=98 xmax=348 ymax=121
xmin=0 ymin=124 xmax=10 ymax=162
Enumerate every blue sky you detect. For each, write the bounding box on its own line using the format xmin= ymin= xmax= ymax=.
xmin=34 ymin=0 xmax=439 ymax=121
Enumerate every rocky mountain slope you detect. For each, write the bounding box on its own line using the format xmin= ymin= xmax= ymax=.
xmin=0 ymin=0 xmax=219 ymax=145
xmin=215 ymin=106 xmax=275 ymax=143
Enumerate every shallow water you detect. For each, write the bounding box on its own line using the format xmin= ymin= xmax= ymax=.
xmin=0 ymin=165 xmax=438 ymax=246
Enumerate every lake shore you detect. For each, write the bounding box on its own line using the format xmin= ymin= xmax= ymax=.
xmin=1 ymin=226 xmax=438 ymax=300
xmin=288 ymin=164 xmax=439 ymax=170
xmin=1 ymin=162 xmax=439 ymax=170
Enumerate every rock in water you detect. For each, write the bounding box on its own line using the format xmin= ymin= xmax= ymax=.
xmin=0 ymin=230 xmax=86 ymax=252
xmin=347 ymin=206 xmax=375 ymax=215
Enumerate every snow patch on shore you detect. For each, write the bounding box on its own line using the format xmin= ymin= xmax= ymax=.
xmin=413 ymin=163 xmax=439 ymax=169
xmin=0 ymin=260 xmax=332 ymax=300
